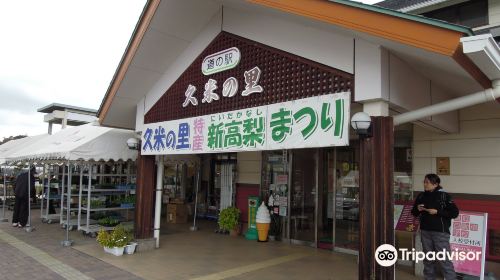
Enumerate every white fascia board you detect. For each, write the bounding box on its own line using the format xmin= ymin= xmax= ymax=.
xmin=461 ymin=34 xmax=500 ymax=81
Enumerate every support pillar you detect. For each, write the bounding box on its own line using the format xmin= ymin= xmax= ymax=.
xmin=359 ymin=116 xmax=394 ymax=280
xmin=153 ymin=156 xmax=164 ymax=248
xmin=135 ymin=152 xmax=155 ymax=239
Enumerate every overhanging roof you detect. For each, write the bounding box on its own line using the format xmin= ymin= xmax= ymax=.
xmin=38 ymin=103 xmax=97 ymax=115
xmin=97 ymin=0 xmax=492 ymax=130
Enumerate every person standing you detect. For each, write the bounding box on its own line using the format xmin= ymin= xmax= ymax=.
xmin=412 ymin=173 xmax=459 ymax=280
xmin=12 ymin=167 xmax=36 ymax=228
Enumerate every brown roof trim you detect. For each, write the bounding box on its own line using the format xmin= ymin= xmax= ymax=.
xmin=98 ymin=0 xmax=160 ymax=124
xmin=248 ymin=0 xmax=465 ymax=56
xmin=249 ymin=0 xmax=492 ymax=90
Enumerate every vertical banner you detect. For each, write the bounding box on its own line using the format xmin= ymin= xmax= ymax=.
xmin=449 ymin=211 xmax=488 ymax=279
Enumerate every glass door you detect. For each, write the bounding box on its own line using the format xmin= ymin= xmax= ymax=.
xmin=334 ymin=145 xmax=360 ymax=251
xmin=290 ymin=149 xmax=317 ymax=245
xmin=318 ymin=149 xmax=335 ymax=249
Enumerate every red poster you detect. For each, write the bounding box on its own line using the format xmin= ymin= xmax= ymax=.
xmin=395 ymin=203 xmax=420 ymax=232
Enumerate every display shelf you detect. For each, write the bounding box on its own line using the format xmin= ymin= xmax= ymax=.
xmin=41 ymin=213 xmax=60 ymax=224
xmin=83 ymin=206 xmax=135 ymax=212
xmin=60 ymin=218 xmax=79 ymax=230
xmin=77 ymin=164 xmax=136 ymax=236
xmin=82 ymin=188 xmax=131 ymax=193
xmin=79 ymin=224 xmax=116 ymax=233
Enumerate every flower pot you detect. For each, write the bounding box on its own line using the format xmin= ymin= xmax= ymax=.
xmin=105 ymin=246 xmax=125 ymax=256
xmin=230 ymin=229 xmax=239 ymax=237
xmin=124 ymin=242 xmax=137 ymax=254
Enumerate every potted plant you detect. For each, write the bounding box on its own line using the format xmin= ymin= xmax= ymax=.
xmin=120 ymin=195 xmax=135 ymax=208
xmin=96 ymin=225 xmax=130 ymax=256
xmin=218 ymin=207 xmax=241 ymax=236
xmin=124 ymin=231 xmax=137 ymax=255
xmin=98 ymin=217 xmax=120 ymax=227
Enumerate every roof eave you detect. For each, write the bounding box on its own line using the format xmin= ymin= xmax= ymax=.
xmin=97 ymin=0 xmax=160 ymax=125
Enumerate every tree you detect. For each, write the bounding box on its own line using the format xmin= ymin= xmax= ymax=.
xmin=0 ymin=135 xmax=27 ymax=145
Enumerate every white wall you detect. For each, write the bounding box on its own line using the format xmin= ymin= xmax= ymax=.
xmin=413 ymin=101 xmax=500 ymax=195
xmin=489 ymin=0 xmax=500 ymax=26
xmin=143 ymin=9 xmax=222 ymax=113
xmin=355 ymin=41 xmax=459 ymax=133
xmin=222 ymin=5 xmax=354 ymax=74
xmin=354 ymin=39 xmax=389 ymax=102
xmin=237 ymin=152 xmax=262 ymax=185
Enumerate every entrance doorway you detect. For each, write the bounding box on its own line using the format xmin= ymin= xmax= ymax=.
xmin=262 ymin=146 xmax=359 ymax=251
xmin=290 ymin=149 xmax=317 ymax=245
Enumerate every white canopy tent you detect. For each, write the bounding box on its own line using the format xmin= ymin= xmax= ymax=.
xmin=7 ymin=123 xmax=137 ymax=163
xmin=1 ymin=134 xmax=50 ymax=223
xmin=0 ymin=134 xmax=49 ymax=165
xmin=4 ymin=123 xmax=138 ymax=242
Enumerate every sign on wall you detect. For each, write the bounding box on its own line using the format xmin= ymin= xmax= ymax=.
xmin=141 ymin=92 xmax=350 ymax=155
xmin=202 ymin=47 xmax=241 ymax=75
xmin=449 ymin=211 xmax=487 ymax=279
xmin=437 ymin=157 xmax=450 ymax=175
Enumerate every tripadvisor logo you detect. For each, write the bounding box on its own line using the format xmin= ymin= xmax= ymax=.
xmin=375 ymin=244 xmax=481 ymax=267
xmin=375 ymin=244 xmax=398 ymax=267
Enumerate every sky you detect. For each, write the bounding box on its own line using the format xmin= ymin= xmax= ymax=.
xmin=0 ymin=0 xmax=378 ymax=141
xmin=0 ymin=0 xmax=146 ymax=139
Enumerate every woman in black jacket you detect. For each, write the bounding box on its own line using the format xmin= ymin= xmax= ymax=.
xmin=12 ymin=167 xmax=36 ymax=228
xmin=412 ymin=173 xmax=459 ymax=280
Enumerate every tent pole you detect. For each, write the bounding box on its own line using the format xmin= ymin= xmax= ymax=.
xmin=45 ymin=166 xmax=51 ymax=222
xmin=62 ymin=161 xmax=73 ymax=246
xmin=25 ymin=162 xmax=35 ymax=232
xmin=60 ymin=164 xmax=66 ymax=225
xmin=77 ymin=163 xmax=83 ymax=231
xmin=1 ymin=163 xmax=8 ymax=222
xmin=190 ymin=162 xmax=201 ymax=232
xmin=40 ymin=164 xmax=45 ymax=220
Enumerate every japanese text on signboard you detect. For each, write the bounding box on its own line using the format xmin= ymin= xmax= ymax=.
xmin=142 ymin=92 xmax=350 ymax=155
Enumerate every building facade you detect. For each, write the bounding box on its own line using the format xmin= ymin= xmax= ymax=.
xmin=98 ymin=0 xmax=500 ymax=278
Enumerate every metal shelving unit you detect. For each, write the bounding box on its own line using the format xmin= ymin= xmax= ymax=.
xmin=40 ymin=182 xmax=61 ymax=224
xmin=77 ymin=163 xmax=136 ymax=237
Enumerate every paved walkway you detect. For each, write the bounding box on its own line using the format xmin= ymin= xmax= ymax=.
xmin=0 ymin=209 xmax=142 ymax=280
xmin=0 ymin=209 xmax=419 ymax=280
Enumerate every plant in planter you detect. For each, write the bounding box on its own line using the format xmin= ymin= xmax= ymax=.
xmin=218 ymin=207 xmax=241 ymax=236
xmin=119 ymin=195 xmax=135 ymax=208
xmin=98 ymin=217 xmax=120 ymax=227
xmin=90 ymin=199 xmax=105 ymax=209
xmin=96 ymin=225 xmax=130 ymax=256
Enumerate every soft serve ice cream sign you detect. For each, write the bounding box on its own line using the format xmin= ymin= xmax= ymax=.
xmin=256 ymin=202 xmax=271 ymax=242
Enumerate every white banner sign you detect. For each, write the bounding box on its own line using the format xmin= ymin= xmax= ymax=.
xmin=141 ymin=92 xmax=350 ymax=155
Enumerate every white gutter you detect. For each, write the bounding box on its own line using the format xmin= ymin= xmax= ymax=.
xmin=153 ymin=155 xmax=164 ymax=248
xmin=394 ymin=34 xmax=500 ymax=126
xmin=394 ymin=83 xmax=500 ymax=126
xmin=398 ymin=0 xmax=450 ymax=13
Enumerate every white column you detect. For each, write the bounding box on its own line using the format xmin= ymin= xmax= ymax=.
xmin=62 ymin=111 xmax=68 ymax=129
xmin=154 ymin=155 xmax=164 ymax=248
xmin=363 ymin=100 xmax=389 ymax=117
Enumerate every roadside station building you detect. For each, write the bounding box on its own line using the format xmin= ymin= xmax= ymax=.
xmin=97 ymin=0 xmax=500 ymax=278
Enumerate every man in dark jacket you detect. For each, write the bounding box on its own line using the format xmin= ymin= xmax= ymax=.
xmin=12 ymin=167 xmax=36 ymax=228
xmin=412 ymin=173 xmax=459 ymax=280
